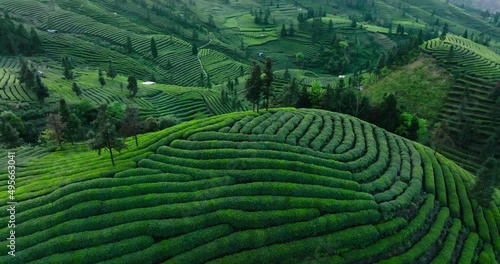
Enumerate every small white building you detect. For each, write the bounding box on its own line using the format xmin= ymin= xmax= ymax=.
xmin=338 ymin=75 xmax=345 ymax=79
xmin=142 ymin=81 xmax=156 ymax=85
xmin=47 ymin=29 xmax=58 ymax=33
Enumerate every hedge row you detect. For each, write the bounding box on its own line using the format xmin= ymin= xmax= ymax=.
xmin=95 ymin=225 xmax=233 ymax=264
xmin=0 ymin=172 xmax=194 ymax=222
xmin=484 ymin=208 xmax=500 ymax=251
xmin=416 ymin=144 xmax=435 ymax=195
xmin=199 ymin=225 xmax=380 ymax=264
xmin=374 ymin=181 xmax=408 ymax=203
xmin=378 ymin=207 xmax=450 ymax=264
xmin=239 ymin=112 xmax=273 ymax=134
xmin=334 ymin=118 xmax=355 ymax=153
xmin=476 ymin=206 xmax=492 ymax=243
xmin=321 ymin=115 xmax=344 ymax=153
xmin=5 ymin=177 xmax=235 ymax=236
xmin=163 ymin=210 xmax=379 ymax=264
xmin=285 ymin=114 xmax=315 ymax=145
xmin=139 ymin=159 xmax=359 ymax=190
xmin=439 ymin=157 xmax=461 ymax=218
xmin=228 ymin=115 xmax=255 ymax=133
xmin=275 ymin=116 xmax=302 ymax=141
xmin=430 ymin=218 xmax=462 ymax=264
xmin=451 ymin=167 xmax=476 ymax=231
xmin=340 ymin=195 xmax=436 ymax=262
xmin=458 ymin=232 xmax=479 ymax=264
xmin=374 ymin=217 xmax=408 ymax=237
xmin=379 ymin=177 xmax=422 ymax=213
xmin=360 ymin=140 xmax=400 ymax=193
xmin=158 ymin=144 xmax=349 ymax=173
xmin=149 ymin=153 xmax=351 ymax=181
xmin=172 ymin=133 xmax=350 ymax=170
xmin=299 ymin=116 xmax=325 ymax=148
xmin=262 ymin=113 xmax=294 ymax=135
xmin=337 ymin=121 xmax=367 ymax=162
xmin=478 ymin=243 xmax=496 ymax=264
xmin=345 ymin=125 xmax=377 ymax=169
xmin=250 ymin=112 xmax=285 ymax=135
xmin=29 ymin=236 xmax=154 ymax=264
xmin=428 ymin=150 xmax=446 ymax=205
xmin=309 ymin=116 xmax=333 ymax=151
xmin=353 ymin=129 xmax=390 ymax=182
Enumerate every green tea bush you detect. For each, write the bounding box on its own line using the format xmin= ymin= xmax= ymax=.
xmin=431 ymin=218 xmax=462 ymax=264
xmin=458 ymin=232 xmax=479 ymax=264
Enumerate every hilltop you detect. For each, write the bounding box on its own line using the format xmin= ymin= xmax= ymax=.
xmin=0 ymin=108 xmax=498 ymax=263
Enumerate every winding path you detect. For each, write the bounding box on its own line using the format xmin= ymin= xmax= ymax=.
xmin=197 ymin=37 xmax=212 ymax=78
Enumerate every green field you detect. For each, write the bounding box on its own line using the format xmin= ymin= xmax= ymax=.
xmin=0 ymin=108 xmax=498 ymax=263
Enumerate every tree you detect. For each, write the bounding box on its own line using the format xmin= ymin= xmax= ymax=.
xmin=440 ymin=23 xmax=448 ymax=41
xmin=88 ymin=104 xmax=126 ymax=167
xmin=377 ymin=93 xmax=401 ymax=132
xmin=286 ymin=77 xmax=299 ymax=106
xmin=431 ymin=121 xmax=454 ymax=154
xmin=107 ymin=61 xmax=117 ymax=80
xmin=30 ymin=28 xmax=42 ymax=53
xmin=240 ymin=65 xmax=245 ymax=76
xmin=351 ymin=18 xmax=357 ymax=28
xmin=263 ymin=57 xmax=273 ymax=110
xmin=150 ymin=37 xmax=158 ymax=58
xmin=121 ymin=107 xmax=140 ymax=146
xmin=192 ymin=42 xmax=198 ymax=55
xmin=462 ymin=29 xmax=468 ymax=39
xmin=61 ymin=55 xmax=73 ymax=80
xmin=328 ymin=19 xmax=334 ymax=33
xmin=0 ymin=111 xmax=25 ymax=148
xmin=98 ymin=69 xmax=106 ymax=88
xmin=72 ymin=81 xmax=81 ymax=96
xmin=126 ymin=36 xmax=133 ymax=54
xmin=145 ymin=116 xmax=160 ymax=132
xmin=34 ymin=74 xmax=49 ymax=102
xmin=245 ymin=64 xmax=263 ymax=112
xmin=296 ymin=85 xmax=312 ymax=108
xmin=65 ymin=113 xmax=82 ymax=145
xmin=280 ymin=24 xmax=287 ymax=37
xmin=59 ymin=99 xmax=70 ymax=124
xmin=127 ymin=75 xmax=138 ymax=97
xmin=283 ymin=67 xmax=291 ymax=81
xmin=470 ymin=157 xmax=500 ymax=207
xmin=288 ymin=23 xmax=295 ymax=36
xmin=296 ymin=52 xmax=304 ymax=68
xmin=46 ymin=113 xmax=66 ymax=150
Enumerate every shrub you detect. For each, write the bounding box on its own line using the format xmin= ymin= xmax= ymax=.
xmin=431 ymin=218 xmax=462 ymax=264
xmin=159 ymin=115 xmax=181 ymax=129
xmin=458 ymin=232 xmax=479 ymax=264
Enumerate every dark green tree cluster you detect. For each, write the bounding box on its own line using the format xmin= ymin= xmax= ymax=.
xmin=98 ymin=69 xmax=106 ymax=88
xmin=107 ymin=61 xmax=117 ymax=80
xmin=0 ymin=14 xmax=42 ymax=55
xmin=18 ymin=58 xmax=49 ymax=103
xmin=263 ymin=57 xmax=274 ymax=110
xmin=88 ymin=104 xmax=126 ymax=167
xmin=252 ymin=7 xmax=272 ymax=25
xmin=127 ymin=75 xmax=138 ymax=97
xmin=470 ymin=157 xmax=500 ymax=207
xmin=0 ymin=111 xmax=25 ymax=148
xmin=61 ymin=55 xmax=74 ymax=80
xmin=245 ymin=63 xmax=263 ymax=112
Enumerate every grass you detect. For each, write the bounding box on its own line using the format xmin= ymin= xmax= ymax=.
xmin=364 ymin=55 xmax=452 ymax=122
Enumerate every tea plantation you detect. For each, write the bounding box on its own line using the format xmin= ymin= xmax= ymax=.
xmin=0 ymin=109 xmax=497 ymax=263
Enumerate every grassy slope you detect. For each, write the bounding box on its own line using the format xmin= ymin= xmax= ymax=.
xmin=0 ymin=108 xmax=497 ymax=263
xmin=364 ymin=55 xmax=452 ymax=122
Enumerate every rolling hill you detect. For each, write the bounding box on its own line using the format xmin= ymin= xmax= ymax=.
xmin=0 ymin=109 xmax=498 ymax=263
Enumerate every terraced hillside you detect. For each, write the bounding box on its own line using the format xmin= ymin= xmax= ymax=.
xmin=1 ymin=109 xmax=498 ymax=263
xmin=421 ymin=35 xmax=500 ymax=171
